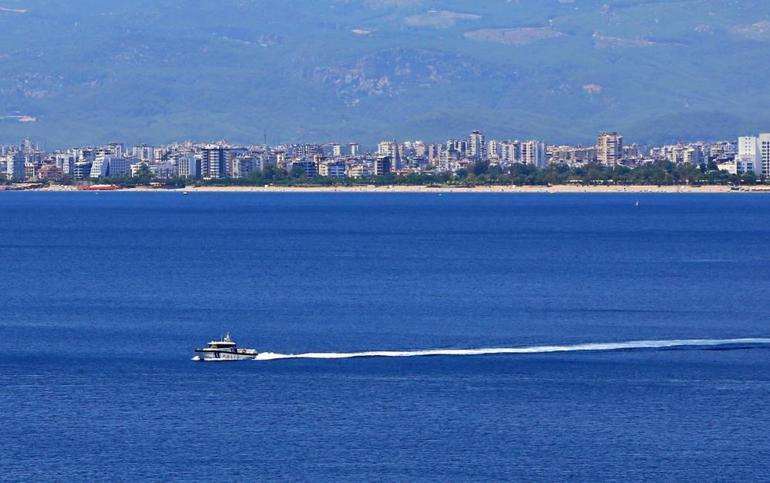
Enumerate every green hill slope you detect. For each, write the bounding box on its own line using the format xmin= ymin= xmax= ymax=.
xmin=0 ymin=0 xmax=768 ymax=147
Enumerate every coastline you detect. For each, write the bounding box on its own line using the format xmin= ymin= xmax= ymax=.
xmin=7 ymin=184 xmax=770 ymax=194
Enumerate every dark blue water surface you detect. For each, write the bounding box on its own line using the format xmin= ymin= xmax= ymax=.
xmin=2 ymin=192 xmax=770 ymax=480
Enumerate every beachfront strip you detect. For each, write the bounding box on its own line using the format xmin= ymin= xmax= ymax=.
xmin=2 ymin=130 xmax=770 ymax=186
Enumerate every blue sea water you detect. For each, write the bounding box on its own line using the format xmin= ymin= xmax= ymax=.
xmin=1 ymin=192 xmax=770 ymax=481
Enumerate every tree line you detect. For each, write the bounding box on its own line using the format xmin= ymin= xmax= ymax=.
xmin=36 ymin=160 xmax=761 ymax=187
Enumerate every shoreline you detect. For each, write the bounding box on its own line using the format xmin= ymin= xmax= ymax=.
xmin=6 ymin=184 xmax=770 ymax=194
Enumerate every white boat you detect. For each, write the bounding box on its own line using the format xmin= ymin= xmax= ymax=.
xmin=193 ymin=334 xmax=259 ymax=362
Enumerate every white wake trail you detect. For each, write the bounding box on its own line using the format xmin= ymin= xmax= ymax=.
xmin=254 ymin=338 xmax=770 ymax=361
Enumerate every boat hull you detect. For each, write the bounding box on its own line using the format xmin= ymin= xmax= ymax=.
xmin=193 ymin=349 xmax=258 ymax=362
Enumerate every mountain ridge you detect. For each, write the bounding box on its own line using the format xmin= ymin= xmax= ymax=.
xmin=0 ymin=0 xmax=768 ymax=147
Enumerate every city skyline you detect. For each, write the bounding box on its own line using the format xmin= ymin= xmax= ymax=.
xmin=3 ymin=128 xmax=768 ymax=184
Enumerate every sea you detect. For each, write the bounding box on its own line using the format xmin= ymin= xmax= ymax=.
xmin=1 ymin=192 xmax=770 ymax=481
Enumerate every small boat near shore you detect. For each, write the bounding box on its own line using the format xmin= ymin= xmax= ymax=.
xmin=192 ymin=334 xmax=258 ymax=362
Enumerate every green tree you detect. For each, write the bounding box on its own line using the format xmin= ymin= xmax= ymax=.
xmin=132 ymin=164 xmax=155 ymax=185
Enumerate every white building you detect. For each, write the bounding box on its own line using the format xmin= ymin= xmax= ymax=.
xmin=55 ymin=153 xmax=75 ymax=175
xmin=487 ymin=140 xmax=502 ymax=161
xmin=231 ymin=156 xmax=261 ymax=178
xmin=346 ymin=163 xmax=369 ymax=178
xmin=501 ymin=141 xmax=520 ymax=164
xmin=130 ymin=161 xmax=150 ymax=178
xmin=319 ymin=161 xmax=346 ymax=178
xmin=736 ymin=136 xmax=761 ymax=174
xmin=413 ymin=141 xmax=427 ymax=158
xmin=89 ymin=156 xmax=109 ymax=178
xmin=132 ymin=145 xmax=155 ymax=162
xmin=597 ymin=132 xmax=623 ymax=166
xmin=89 ymin=154 xmax=132 ymax=178
xmin=468 ymin=130 xmax=486 ymax=160
xmin=520 ymin=141 xmax=546 ymax=168
xmin=683 ymin=146 xmax=704 ymax=165
xmin=717 ymin=161 xmax=738 ymax=175
xmin=6 ymin=151 xmax=26 ymax=181
xmin=378 ymin=141 xmax=396 ymax=157
xmin=177 ymin=154 xmax=200 ymax=178
xmin=106 ymin=143 xmax=125 ymax=158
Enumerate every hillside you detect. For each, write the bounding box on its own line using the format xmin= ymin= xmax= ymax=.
xmin=0 ymin=0 xmax=769 ymax=147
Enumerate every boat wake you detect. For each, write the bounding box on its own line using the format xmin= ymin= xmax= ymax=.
xmin=254 ymin=338 xmax=770 ymax=361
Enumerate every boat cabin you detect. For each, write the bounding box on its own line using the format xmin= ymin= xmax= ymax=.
xmin=205 ymin=334 xmax=237 ymax=350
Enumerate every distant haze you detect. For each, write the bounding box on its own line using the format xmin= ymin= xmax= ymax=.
xmin=0 ymin=0 xmax=769 ymax=147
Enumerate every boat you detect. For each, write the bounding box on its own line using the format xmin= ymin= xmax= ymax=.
xmin=192 ymin=334 xmax=259 ymax=362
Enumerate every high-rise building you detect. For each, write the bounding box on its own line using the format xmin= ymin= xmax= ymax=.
xmin=738 ymin=136 xmax=758 ymax=158
xmin=378 ymin=141 xmax=400 ymax=157
xmin=91 ymin=150 xmax=115 ymax=178
xmin=468 ymin=130 xmax=486 ymax=160
xmin=735 ymin=136 xmax=760 ymax=174
xmin=597 ymin=132 xmax=624 ymax=166
xmin=107 ymin=143 xmax=125 ymax=157
xmin=427 ymin=144 xmax=441 ymax=167
xmin=331 ymin=143 xmax=342 ymax=158
xmin=73 ymin=161 xmax=92 ymax=180
xmin=22 ymin=139 xmax=35 ymax=154
xmin=349 ymin=143 xmax=360 ymax=157
xmin=446 ymin=139 xmax=467 ymax=157
xmin=374 ymin=156 xmax=392 ymax=176
xmin=55 ymin=153 xmax=75 ymax=176
xmin=501 ymin=141 xmax=520 ymax=164
xmin=439 ymin=149 xmax=459 ymax=171
xmin=487 ymin=140 xmax=501 ymax=160
xmin=6 ymin=151 xmax=26 ymax=181
xmin=759 ymin=133 xmax=770 ymax=176
xmin=178 ymin=154 xmax=201 ymax=179
xmin=132 ymin=144 xmax=155 ymax=162
xmin=682 ymin=147 xmax=703 ymax=165
xmin=377 ymin=141 xmax=402 ymax=171
xmin=520 ymin=141 xmax=546 ymax=168
xmin=89 ymin=156 xmax=109 ymax=178
xmin=201 ymin=145 xmax=230 ymax=179
xmin=413 ymin=141 xmax=427 ymax=158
